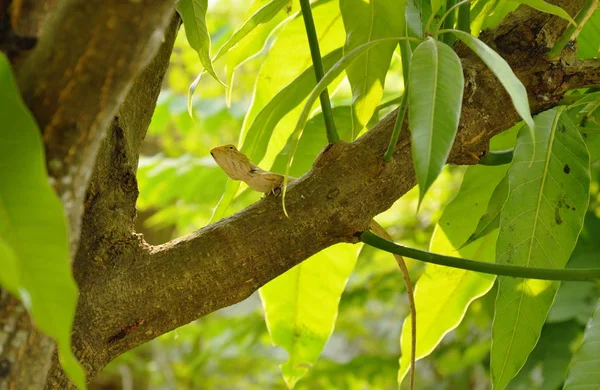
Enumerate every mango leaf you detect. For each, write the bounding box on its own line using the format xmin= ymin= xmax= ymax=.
xmin=209 ymin=48 xmax=343 ymax=222
xmin=577 ymin=9 xmax=600 ymax=59
xmin=340 ymin=0 xmax=405 ymax=136
xmin=408 ymin=37 xmax=464 ymax=203
xmin=240 ymin=0 xmax=344 ymax=148
xmin=213 ymin=0 xmax=293 ymax=64
xmin=505 ymin=321 xmax=582 ymax=389
xmin=460 ymin=176 xmax=509 ymax=249
xmin=397 ymin=163 xmax=507 ymax=384
xmin=491 ymin=108 xmax=590 ymax=390
xmin=431 ymin=0 xmax=444 ymax=16
xmin=513 ymin=0 xmax=576 ymax=25
xmin=563 ymin=298 xmax=600 ymax=389
xmin=0 ymin=236 xmax=19 ymax=296
xmin=450 ymin=30 xmax=535 ymax=142
xmin=190 ymin=0 xmax=298 ymax=106
xmin=177 ymin=0 xmax=225 ymax=86
xmin=406 ymin=0 xmax=431 ymax=40
xmin=261 ymin=243 xmax=358 ymax=388
xmin=398 ymin=127 xmax=517 ymax=384
xmin=0 ymin=54 xmax=86 ymax=388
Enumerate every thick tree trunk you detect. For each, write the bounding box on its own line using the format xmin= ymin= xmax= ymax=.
xmin=0 ymin=0 xmax=599 ymax=388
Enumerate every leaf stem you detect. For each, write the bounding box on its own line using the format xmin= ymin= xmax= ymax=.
xmin=384 ymin=38 xmax=411 ymax=162
xmin=442 ymin=0 xmax=458 ymax=45
xmin=478 ymin=149 xmax=514 ymax=165
xmin=434 ymin=0 xmax=471 ymax=36
xmin=548 ymin=0 xmax=598 ymax=59
xmin=299 ymin=0 xmax=339 ymax=144
xmin=360 ymin=230 xmax=600 ymax=283
xmin=384 ymin=91 xmax=408 ymax=162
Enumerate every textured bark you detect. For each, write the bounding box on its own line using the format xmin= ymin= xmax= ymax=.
xmin=0 ymin=0 xmax=177 ymax=388
xmin=1 ymin=0 xmax=600 ymax=388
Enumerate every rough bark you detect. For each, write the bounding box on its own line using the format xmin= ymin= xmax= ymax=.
xmin=0 ymin=0 xmax=176 ymax=388
xmin=1 ymin=0 xmax=599 ymax=388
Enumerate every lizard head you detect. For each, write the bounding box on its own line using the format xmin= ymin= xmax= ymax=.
xmin=210 ymin=144 xmax=253 ymax=181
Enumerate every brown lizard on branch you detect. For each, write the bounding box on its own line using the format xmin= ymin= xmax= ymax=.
xmin=210 ymin=144 xmax=417 ymax=389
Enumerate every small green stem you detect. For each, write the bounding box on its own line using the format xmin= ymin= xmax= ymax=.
xmin=548 ymin=0 xmax=598 ymax=59
xmin=360 ymin=230 xmax=600 ymax=283
xmin=478 ymin=149 xmax=514 ymax=166
xmin=442 ymin=0 xmax=458 ymax=45
xmin=433 ymin=0 xmax=470 ymax=36
xmin=300 ymin=0 xmax=339 ymax=144
xmin=384 ymin=92 xmax=408 ymax=162
xmin=383 ymin=38 xmax=411 ymax=162
xmin=457 ymin=1 xmax=470 ymax=33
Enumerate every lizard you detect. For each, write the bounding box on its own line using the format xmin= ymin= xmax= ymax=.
xmin=210 ymin=144 xmax=417 ymax=389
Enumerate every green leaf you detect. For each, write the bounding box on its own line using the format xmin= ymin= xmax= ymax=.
xmin=406 ymin=0 xmax=431 ymax=40
xmin=577 ymin=9 xmax=600 ymax=59
xmin=460 ymin=176 xmax=508 ymax=249
xmin=431 ymin=0 xmax=444 ymax=16
xmin=209 ymin=48 xmax=344 ymax=222
xmin=340 ymin=0 xmax=406 ymax=136
xmin=450 ymin=30 xmax=535 ymax=142
xmin=190 ymin=0 xmax=298 ymax=107
xmin=491 ymin=108 xmax=590 ymax=390
xmin=213 ymin=0 xmax=293 ymax=64
xmin=177 ymin=0 xmax=226 ymax=86
xmin=512 ymin=0 xmax=576 ymax=25
xmin=408 ymin=37 xmax=464 ymax=203
xmin=564 ymin=299 xmax=600 ymax=389
xmin=398 ymin=163 xmax=508 ymax=384
xmin=0 ymin=236 xmax=19 ymax=296
xmin=0 ymin=54 xmax=86 ymax=388
xmin=506 ymin=321 xmax=582 ymax=389
xmin=261 ymin=244 xmax=358 ymax=388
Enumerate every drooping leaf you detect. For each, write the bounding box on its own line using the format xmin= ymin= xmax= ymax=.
xmin=0 ymin=54 xmax=86 ymax=389
xmin=577 ymin=8 xmax=600 ymax=59
xmin=563 ymin=299 xmax=600 ymax=389
xmin=513 ymin=0 xmax=576 ymax=25
xmin=340 ymin=0 xmax=406 ymax=136
xmin=491 ymin=108 xmax=590 ymax=390
xmin=190 ymin=0 xmax=298 ymax=106
xmin=408 ymin=37 xmax=464 ymax=203
xmin=431 ymin=0 xmax=445 ymax=16
xmin=177 ymin=0 xmax=226 ymax=86
xmin=406 ymin=0 xmax=431 ymax=40
xmin=450 ymin=30 xmax=535 ymax=142
xmin=471 ymin=0 xmax=519 ymax=36
xmin=397 ymin=163 xmax=506 ymax=384
xmin=213 ymin=0 xmax=293 ymax=64
xmin=460 ymin=176 xmax=509 ymax=249
xmin=397 ymin=126 xmax=516 ymax=385
xmin=261 ymin=244 xmax=358 ymax=388
xmin=505 ymin=321 xmax=582 ymax=389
